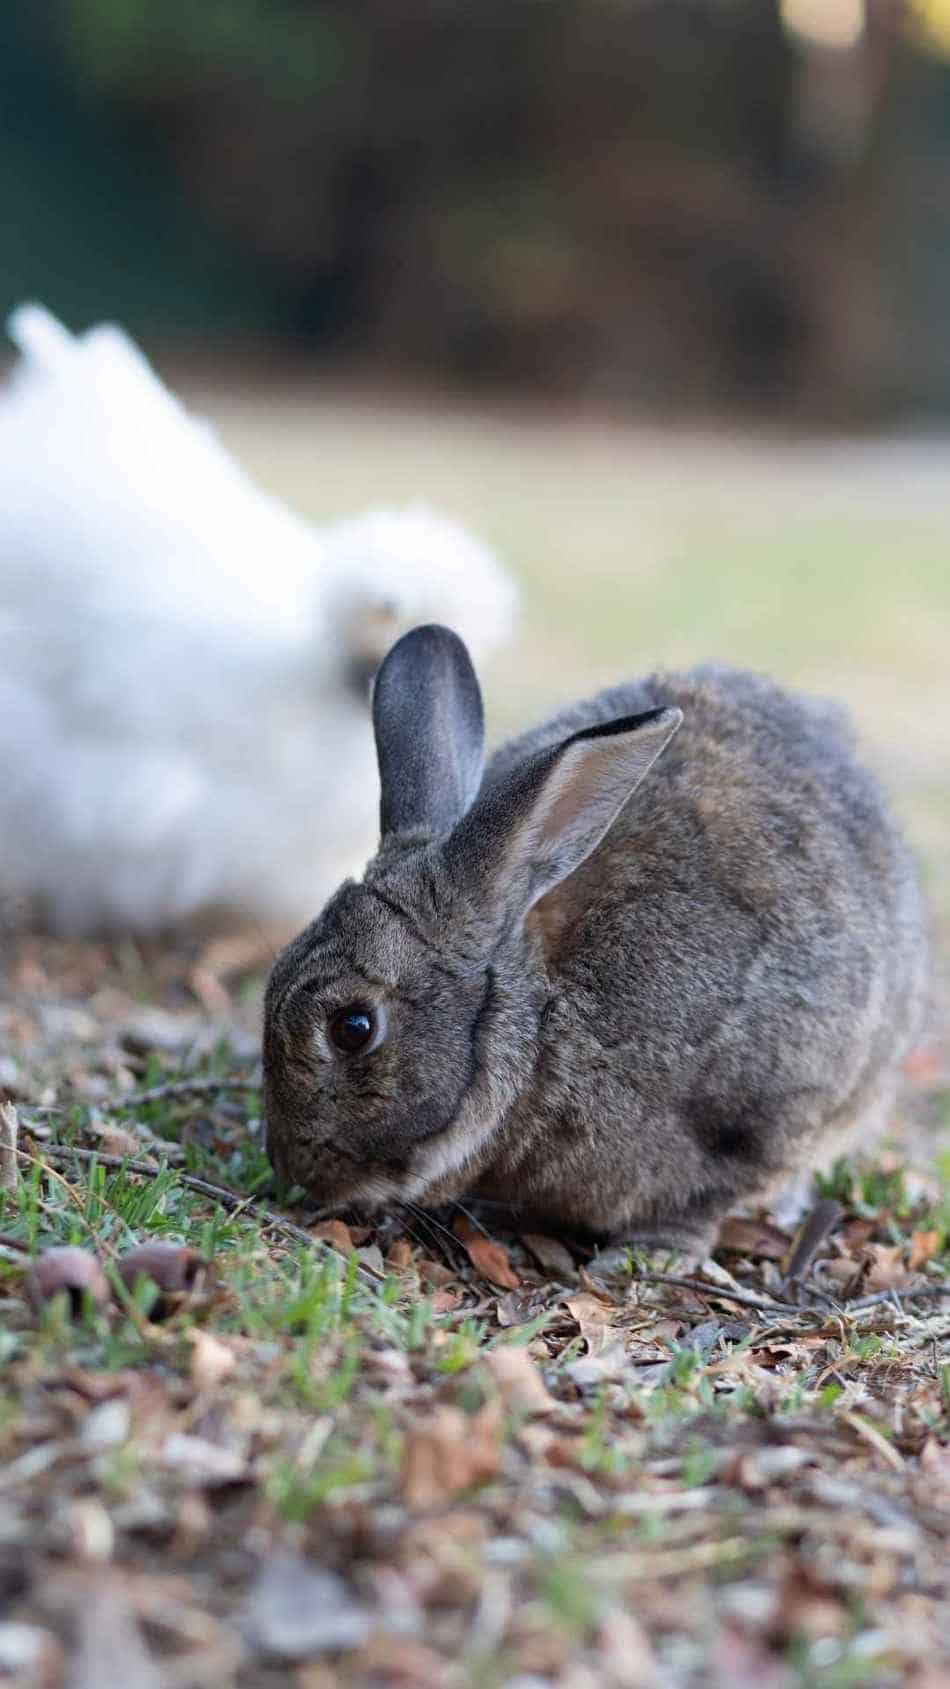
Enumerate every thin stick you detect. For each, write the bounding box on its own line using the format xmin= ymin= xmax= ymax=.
xmin=111 ymin=1076 xmax=260 ymax=1109
xmin=35 ymin=1144 xmax=385 ymax=1286
xmin=0 ymin=1101 xmax=18 ymax=1193
xmin=630 ymin=1270 xmax=817 ymax=1318
xmin=842 ymin=1283 xmax=950 ymax=1313
xmin=783 ymin=1199 xmax=844 ymax=1286
xmin=632 ymin=1268 xmax=950 ymax=1319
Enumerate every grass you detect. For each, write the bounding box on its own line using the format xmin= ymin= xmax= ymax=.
xmin=2 ymin=397 xmax=950 ymax=1683
xmin=5 ymin=1053 xmax=947 ymax=1684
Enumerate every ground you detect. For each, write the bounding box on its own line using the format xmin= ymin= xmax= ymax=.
xmin=1 ymin=398 xmax=948 ymax=1688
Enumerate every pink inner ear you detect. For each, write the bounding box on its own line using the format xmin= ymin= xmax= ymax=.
xmin=535 ymin=737 xmax=631 ymax=845
xmin=514 ymin=714 xmax=680 ymax=901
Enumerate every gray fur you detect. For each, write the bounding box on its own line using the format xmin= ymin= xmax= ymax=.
xmin=263 ymin=627 xmax=928 ymax=1252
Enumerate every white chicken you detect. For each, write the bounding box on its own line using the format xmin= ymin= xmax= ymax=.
xmin=0 ymin=305 xmax=516 ymax=935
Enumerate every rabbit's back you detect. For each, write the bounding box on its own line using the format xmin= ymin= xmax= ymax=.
xmin=484 ymin=667 xmax=927 ymax=1236
xmin=489 ymin=665 xmax=919 ymax=971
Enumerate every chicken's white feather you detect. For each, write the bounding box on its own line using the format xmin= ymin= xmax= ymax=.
xmin=0 ymin=305 xmax=517 ymax=933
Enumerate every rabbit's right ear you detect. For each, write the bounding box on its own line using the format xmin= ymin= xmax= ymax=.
xmin=372 ymin=623 xmax=485 ymax=841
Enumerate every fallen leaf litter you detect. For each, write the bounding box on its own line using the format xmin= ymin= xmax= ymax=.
xmin=0 ymin=929 xmax=948 ymax=1687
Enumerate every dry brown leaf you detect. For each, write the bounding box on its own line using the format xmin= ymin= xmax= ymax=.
xmin=386 ymin=1237 xmax=414 ymax=1270
xmin=918 ymin=1436 xmax=950 ymax=1497
xmin=296 ymin=1669 xmax=345 ymax=1689
xmin=189 ymin=1329 xmax=237 ymax=1393
xmin=863 ymin=1243 xmax=911 ymax=1292
xmin=67 ymin=1573 xmax=163 ymax=1689
xmin=401 ymin=1402 xmax=501 ymax=1508
xmin=710 ymin=1625 xmax=788 ymax=1689
xmin=66 ymin=1498 xmax=115 ymax=1562
xmin=430 ymin=1288 xmax=462 ymax=1315
xmin=243 ymin=1552 xmax=370 ymax=1658
xmin=62 ymin=1366 xmax=140 ymax=1403
xmin=909 ymin=1229 xmax=941 ymax=1270
xmin=311 ymin=1219 xmax=355 ymax=1254
xmin=838 ymin=1218 xmax=877 ymax=1252
xmin=494 ymin=1287 xmax=551 ymax=1328
xmin=650 ymin=1317 xmax=685 ymax=1345
xmin=597 ymin=1608 xmax=659 ymax=1688
xmin=521 ymin=1233 xmax=577 ymax=1277
xmin=776 ymin=1565 xmax=847 ymax=1642
xmin=563 ymin=1342 xmax=629 ymax=1387
xmin=484 ymin=1346 xmax=555 ymax=1416
xmin=717 ymin=1215 xmax=791 ymax=1260
xmin=564 ymin=1291 xmax=617 ymax=1357
xmin=453 ymin=1217 xmax=520 ymax=1290
xmin=171 ymin=1490 xmax=212 ymax=1557
xmin=465 ymin=1235 xmax=520 ymax=1291
xmin=160 ymin=1432 xmax=248 ymax=1486
xmin=87 ymin=1121 xmax=152 ymax=1161
xmin=351 ymin=1636 xmax=450 ymax=1688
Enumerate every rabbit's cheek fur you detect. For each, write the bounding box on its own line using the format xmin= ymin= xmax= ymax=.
xmin=262 ymin=885 xmax=541 ymax=1210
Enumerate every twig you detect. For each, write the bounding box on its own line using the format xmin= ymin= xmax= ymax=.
xmin=19 ymin=1076 xmax=260 ymax=1122
xmin=888 ymin=1316 xmax=950 ymax=1352
xmin=0 ymin=1101 xmax=18 ymax=1193
xmin=783 ymin=1199 xmax=843 ymax=1287
xmin=841 ymin=1410 xmax=905 ymax=1472
xmin=842 ymin=1283 xmax=950 ymax=1313
xmin=630 ymin=1270 xmax=806 ymax=1317
xmin=112 ymin=1076 xmax=260 ymax=1109
xmin=35 ymin=1143 xmax=384 ymax=1285
xmin=633 ymin=1268 xmax=950 ymax=1319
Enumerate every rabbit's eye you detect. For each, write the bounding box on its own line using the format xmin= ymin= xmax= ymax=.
xmin=329 ymin=1004 xmax=378 ymax=1055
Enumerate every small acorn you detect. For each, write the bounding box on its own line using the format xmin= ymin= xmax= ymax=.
xmin=25 ymin=1246 xmax=111 ymax=1318
xmin=116 ymin=1243 xmax=204 ymax=1319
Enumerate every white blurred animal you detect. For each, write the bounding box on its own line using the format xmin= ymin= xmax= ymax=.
xmin=0 ymin=305 xmax=516 ymax=934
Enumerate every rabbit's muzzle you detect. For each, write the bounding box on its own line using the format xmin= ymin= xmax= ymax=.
xmin=264 ymin=1103 xmax=405 ymax=1214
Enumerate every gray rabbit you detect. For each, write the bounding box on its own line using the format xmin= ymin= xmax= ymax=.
xmin=263 ymin=625 xmax=927 ymax=1253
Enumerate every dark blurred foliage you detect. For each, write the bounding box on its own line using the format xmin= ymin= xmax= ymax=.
xmin=4 ymin=0 xmax=950 ymax=414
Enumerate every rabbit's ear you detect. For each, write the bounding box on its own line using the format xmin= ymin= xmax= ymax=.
xmin=372 ymin=623 xmax=485 ymax=840
xmin=446 ymin=706 xmax=682 ymax=916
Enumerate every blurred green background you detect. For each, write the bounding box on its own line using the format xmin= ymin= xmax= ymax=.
xmin=7 ymin=0 xmax=950 ymax=415
xmin=3 ymin=1 xmax=949 ymax=916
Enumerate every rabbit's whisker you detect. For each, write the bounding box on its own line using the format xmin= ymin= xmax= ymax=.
xmin=396 ymin=1199 xmax=463 ymax=1265
xmin=451 ymin=1198 xmax=492 ymax=1238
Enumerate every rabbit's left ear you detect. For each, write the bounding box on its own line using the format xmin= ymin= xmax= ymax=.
xmin=372 ymin=623 xmax=485 ymax=840
xmin=445 ymin=707 xmax=682 ymax=918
